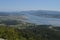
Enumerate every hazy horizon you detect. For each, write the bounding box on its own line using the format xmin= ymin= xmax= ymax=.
xmin=0 ymin=0 xmax=60 ymax=11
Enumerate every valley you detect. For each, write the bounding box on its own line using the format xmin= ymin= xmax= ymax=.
xmin=0 ymin=10 xmax=60 ymax=40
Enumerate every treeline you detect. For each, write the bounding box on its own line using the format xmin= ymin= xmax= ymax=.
xmin=0 ymin=25 xmax=60 ymax=40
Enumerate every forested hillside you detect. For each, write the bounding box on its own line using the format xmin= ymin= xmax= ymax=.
xmin=0 ymin=25 xmax=60 ymax=40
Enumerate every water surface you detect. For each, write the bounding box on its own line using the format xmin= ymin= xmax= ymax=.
xmin=22 ymin=13 xmax=60 ymax=26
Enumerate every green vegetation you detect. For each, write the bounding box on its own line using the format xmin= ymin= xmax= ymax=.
xmin=0 ymin=25 xmax=60 ymax=40
xmin=0 ymin=26 xmax=20 ymax=40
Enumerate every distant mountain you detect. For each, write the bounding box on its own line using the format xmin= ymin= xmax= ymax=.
xmin=19 ymin=10 xmax=60 ymax=18
xmin=0 ymin=10 xmax=60 ymax=26
xmin=0 ymin=12 xmax=9 ymax=16
xmin=0 ymin=10 xmax=60 ymax=17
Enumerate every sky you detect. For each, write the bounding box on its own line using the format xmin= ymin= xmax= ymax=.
xmin=0 ymin=0 xmax=60 ymax=11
